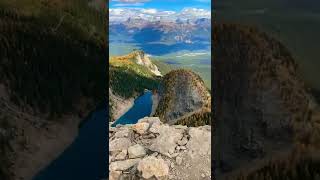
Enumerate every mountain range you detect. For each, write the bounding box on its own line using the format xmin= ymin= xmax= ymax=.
xmin=109 ymin=17 xmax=211 ymax=45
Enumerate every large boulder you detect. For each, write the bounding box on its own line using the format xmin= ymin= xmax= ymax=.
xmin=109 ymin=158 xmax=141 ymax=171
xmin=137 ymin=156 xmax=169 ymax=179
xmin=109 ymin=138 xmax=131 ymax=153
xmin=132 ymin=122 xmax=150 ymax=135
xmin=187 ymin=126 xmax=211 ymax=156
xmin=149 ymin=125 xmax=184 ymax=156
xmin=128 ymin=144 xmax=146 ymax=159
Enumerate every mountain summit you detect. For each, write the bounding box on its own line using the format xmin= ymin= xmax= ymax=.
xmin=155 ymin=69 xmax=211 ymax=126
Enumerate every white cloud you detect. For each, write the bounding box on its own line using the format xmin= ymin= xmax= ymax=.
xmin=141 ymin=8 xmax=157 ymax=14
xmin=109 ymin=8 xmax=125 ymax=15
xmin=109 ymin=8 xmax=211 ymax=22
xmin=180 ymin=8 xmax=211 ymax=18
xmin=163 ymin=11 xmax=176 ymax=15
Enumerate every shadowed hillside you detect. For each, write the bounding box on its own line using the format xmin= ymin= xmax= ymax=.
xmin=0 ymin=1 xmax=106 ymax=179
xmin=0 ymin=11 xmax=106 ymax=118
xmin=213 ymin=23 xmax=320 ymax=180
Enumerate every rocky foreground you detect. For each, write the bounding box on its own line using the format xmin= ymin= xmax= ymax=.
xmin=109 ymin=117 xmax=211 ymax=180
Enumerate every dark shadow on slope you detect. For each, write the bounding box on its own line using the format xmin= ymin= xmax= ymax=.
xmin=33 ymin=106 xmax=107 ymax=180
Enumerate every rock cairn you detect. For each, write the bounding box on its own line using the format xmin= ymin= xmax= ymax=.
xmin=109 ymin=117 xmax=211 ymax=180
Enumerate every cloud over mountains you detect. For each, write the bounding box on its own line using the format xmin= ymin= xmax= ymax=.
xmin=109 ymin=8 xmax=211 ymax=22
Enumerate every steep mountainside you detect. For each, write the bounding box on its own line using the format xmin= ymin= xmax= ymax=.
xmin=0 ymin=4 xmax=106 ymax=180
xmin=109 ymin=50 xmax=161 ymax=121
xmin=155 ymin=69 xmax=211 ymax=126
xmin=151 ymin=60 xmax=174 ymax=75
xmin=213 ymin=23 xmax=320 ymax=179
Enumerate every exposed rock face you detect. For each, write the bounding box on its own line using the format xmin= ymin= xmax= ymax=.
xmin=109 ymin=88 xmax=134 ymax=122
xmin=109 ymin=117 xmax=211 ymax=180
xmin=133 ymin=50 xmax=162 ymax=77
xmin=155 ymin=69 xmax=211 ymax=126
xmin=213 ymin=23 xmax=314 ymax=177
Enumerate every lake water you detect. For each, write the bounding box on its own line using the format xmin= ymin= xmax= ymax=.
xmin=33 ymin=107 xmax=107 ymax=180
xmin=112 ymin=91 xmax=153 ymax=127
xmin=33 ymin=91 xmax=152 ymax=179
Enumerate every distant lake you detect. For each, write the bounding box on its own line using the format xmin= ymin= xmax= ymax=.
xmin=112 ymin=91 xmax=153 ymax=127
xmin=33 ymin=107 xmax=107 ymax=180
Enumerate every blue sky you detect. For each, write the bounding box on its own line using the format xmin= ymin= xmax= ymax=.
xmin=109 ymin=0 xmax=211 ymax=11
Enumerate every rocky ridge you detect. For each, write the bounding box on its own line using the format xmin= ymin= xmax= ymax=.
xmin=132 ymin=50 xmax=162 ymax=77
xmin=155 ymin=69 xmax=211 ymax=126
xmin=109 ymin=117 xmax=211 ymax=180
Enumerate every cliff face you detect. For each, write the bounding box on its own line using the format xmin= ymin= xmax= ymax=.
xmin=0 ymin=10 xmax=106 ymax=180
xmin=213 ymin=23 xmax=320 ymax=179
xmin=132 ymin=50 xmax=162 ymax=77
xmin=109 ymin=117 xmax=211 ymax=180
xmin=155 ymin=69 xmax=211 ymax=126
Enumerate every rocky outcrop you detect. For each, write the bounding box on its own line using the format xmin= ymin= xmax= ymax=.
xmin=132 ymin=50 xmax=162 ymax=77
xmin=150 ymin=92 xmax=160 ymax=116
xmin=213 ymin=23 xmax=319 ymax=178
xmin=109 ymin=117 xmax=211 ymax=180
xmin=155 ymin=69 xmax=211 ymax=126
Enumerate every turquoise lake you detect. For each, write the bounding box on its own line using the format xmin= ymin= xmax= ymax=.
xmin=112 ymin=91 xmax=153 ymax=127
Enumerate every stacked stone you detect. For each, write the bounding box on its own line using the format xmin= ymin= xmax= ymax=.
xmin=109 ymin=117 xmax=211 ymax=180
